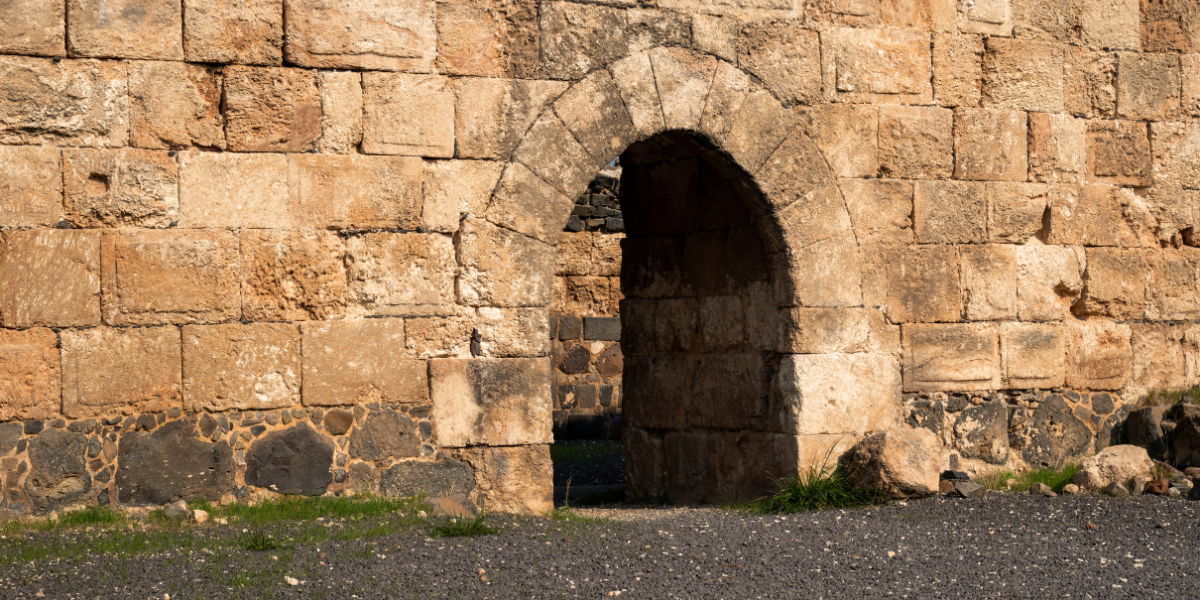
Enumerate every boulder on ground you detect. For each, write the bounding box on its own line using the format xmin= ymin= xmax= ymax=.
xmin=1071 ymin=444 xmax=1153 ymax=491
xmin=163 ymin=500 xmax=189 ymax=520
xmin=842 ymin=427 xmax=943 ymax=499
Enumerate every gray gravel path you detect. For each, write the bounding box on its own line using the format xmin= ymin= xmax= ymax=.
xmin=2 ymin=494 xmax=1199 ymax=599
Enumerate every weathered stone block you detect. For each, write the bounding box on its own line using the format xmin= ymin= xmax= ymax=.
xmin=182 ymin=323 xmax=300 ymax=412
xmin=1082 ymin=0 xmax=1140 ymax=50
xmin=610 ymin=52 xmax=665 ymax=139
xmin=774 ymin=183 xmax=854 ymax=250
xmin=1029 ymin=113 xmax=1086 ymax=183
xmin=302 ymin=319 xmax=427 ymax=406
xmin=60 ymin=326 xmax=181 ymax=419
xmin=651 ymin=47 xmax=719 ymax=131
xmin=183 ymin=0 xmax=282 ymax=65
xmin=430 ymin=359 xmax=552 ymax=447
xmin=454 ymin=78 xmax=568 ymax=160
xmin=0 ymin=328 xmax=60 ymax=422
xmin=865 ymin=245 xmax=960 ymax=323
xmin=960 ymin=246 xmax=1017 ymax=321
xmin=0 ymin=0 xmax=65 ymax=55
xmin=1044 ymin=184 xmax=1132 ymax=247
xmin=1000 ymin=322 xmax=1065 ymax=388
xmin=178 ymin=152 xmax=289 ymax=229
xmin=486 ymin=162 xmax=573 ymax=245
xmin=0 ymin=231 xmax=100 ymax=328
xmin=958 ymin=0 xmax=1012 ymax=35
xmin=821 ymin=27 xmax=932 ymax=104
xmin=757 ymin=128 xmax=839 ymax=213
xmin=475 ymin=307 xmax=550 ymax=357
xmin=63 ymin=148 xmax=178 ymax=228
xmin=690 ymin=354 xmax=769 ymax=430
xmin=128 ymin=60 xmax=224 ymax=150
xmin=0 ymin=145 xmax=63 ymax=229
xmin=813 ymin=104 xmax=878 ymax=179
xmin=318 ymin=71 xmax=362 ymax=154
xmin=1015 ymin=243 xmax=1084 ymax=321
xmin=988 ymin=181 xmax=1049 ymax=243
xmin=1086 ymin=120 xmax=1151 ymax=187
xmin=1141 ymin=0 xmax=1200 ymax=52
xmin=699 ymin=296 xmax=745 ymax=351
xmin=902 ymin=323 xmax=1001 ymax=392
xmin=1065 ymin=47 xmax=1117 ymax=118
xmin=627 ymin=8 xmax=690 ymax=54
xmin=288 ymin=154 xmax=422 ymax=230
xmin=24 ymin=429 xmax=90 ymax=511
xmin=284 ymin=0 xmax=436 ymax=71
xmin=1131 ymin=324 xmax=1187 ymax=391
xmin=457 ymin=218 xmax=555 ymax=307
xmin=1151 ymin=122 xmax=1200 ymax=190
xmin=839 ymin=179 xmax=913 ymax=245
xmin=362 ymin=73 xmax=454 ymax=157
xmin=1024 ymin=395 xmax=1094 ymax=467
xmin=623 ymin=355 xmax=692 ymax=429
xmin=1012 ymin=0 xmax=1082 ymax=41
xmin=954 ymin=108 xmax=1027 ymax=181
xmin=775 ymin=235 xmax=864 ymax=308
xmin=345 ymin=233 xmax=456 ymax=314
xmin=737 ymin=23 xmax=821 ymax=106
xmin=240 ymin=230 xmax=348 ymax=321
xmin=422 ymin=160 xmax=505 ymax=233
xmin=779 ymin=307 xmax=869 ymax=354
xmin=67 ymin=0 xmax=183 ymax=60
xmin=116 ymin=419 xmax=235 ymax=505
xmin=511 ymin=113 xmax=596 ymax=200
xmin=0 ymin=57 xmax=128 ymax=147
xmin=1078 ymin=248 xmax=1146 ymax=320
xmin=458 ymin=445 xmax=552 ymax=514
xmin=719 ymin=87 xmax=802 ymax=175
xmin=933 ymin=33 xmax=983 ymax=107
xmin=1146 ymin=249 xmax=1200 ymax=321
xmin=651 ymin=298 xmax=699 ymax=354
xmin=877 ymin=106 xmax=953 ymax=180
xmin=379 ymin=459 xmax=475 ymax=497
xmin=1117 ymin=52 xmax=1182 ymax=121
xmin=246 ymin=423 xmax=333 ymax=496
xmin=1064 ymin=319 xmax=1132 ymax=390
xmin=913 ymin=180 xmax=986 ymax=244
xmin=982 ymin=38 xmax=1064 ymax=112
xmin=222 ymin=66 xmax=320 ymax=152
xmin=405 ymin=317 xmax=473 ymax=359
xmin=555 ymin=233 xmax=593 ymax=277
xmin=953 ymin=399 xmax=1009 ymax=465
xmin=435 ymin=0 xmax=503 ymax=76
xmin=554 ymin=276 xmax=618 ymax=318
xmin=554 ymin=70 xmax=638 ymax=166
xmin=1185 ymin=55 xmax=1200 ymax=116
xmin=540 ymin=1 xmax=628 ymax=80
xmin=774 ymin=353 xmax=901 ymax=435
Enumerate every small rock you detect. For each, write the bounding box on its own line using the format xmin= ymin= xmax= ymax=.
xmin=162 ymin=500 xmax=189 ymax=520
xmin=1030 ymin=482 xmax=1056 ymax=497
xmin=953 ymin=481 xmax=986 ymax=499
xmin=1072 ymin=445 xmax=1153 ymax=491
xmin=843 ymin=427 xmax=945 ymax=499
xmin=1062 ymin=484 xmax=1080 ymax=495
xmin=1102 ymin=482 xmax=1129 ymax=497
xmin=1145 ymin=478 xmax=1170 ymax=495
xmin=285 ymin=576 xmax=299 ymax=586
xmin=424 ymin=494 xmax=479 ymax=518
xmin=1167 ymin=487 xmax=1181 ymax=498
xmin=1130 ymin=476 xmax=1146 ymax=496
xmin=938 ymin=479 xmax=955 ymax=494
xmin=192 ymin=509 xmax=209 ymax=524
xmin=1185 ymin=467 xmax=1200 ymax=478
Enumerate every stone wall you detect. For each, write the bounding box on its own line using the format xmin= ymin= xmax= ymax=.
xmin=3 ymin=0 xmax=1200 ymax=513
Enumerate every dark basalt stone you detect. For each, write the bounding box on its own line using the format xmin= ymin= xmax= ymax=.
xmin=116 ymin=419 xmax=235 ymax=506
xmin=1128 ymin=407 xmax=1169 ymax=461
xmin=1023 ymin=396 xmax=1093 ymax=467
xmin=907 ymin=400 xmax=945 ymax=437
xmin=24 ymin=429 xmax=91 ymax=512
xmin=349 ymin=409 xmax=420 ymax=461
xmin=245 ymin=423 xmax=334 ymax=496
xmin=955 ymin=400 xmax=1009 ymax=465
xmin=0 ymin=423 xmax=22 ymax=455
xmin=379 ymin=460 xmax=475 ymax=498
xmin=1172 ymin=416 xmax=1200 ymax=470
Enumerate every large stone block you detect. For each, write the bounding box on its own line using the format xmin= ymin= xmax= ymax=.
xmin=0 ymin=145 xmax=63 ymax=228
xmin=240 ymin=231 xmax=348 ymax=321
xmin=981 ymin=38 xmax=1064 ymax=112
xmin=475 ymin=307 xmax=550 ymax=357
xmin=774 ymin=353 xmax=901 ymax=435
xmin=988 ymin=181 xmax=1050 ymax=243
xmin=690 ymin=354 xmax=769 ymax=430
xmin=1015 ymin=243 xmax=1084 ymax=321
xmin=1045 ymin=184 xmax=1133 ymax=247
xmin=288 ymin=154 xmax=422 ymax=229
xmin=485 ymin=162 xmax=572 ymax=245
xmin=0 ymin=328 xmax=60 ymax=422
xmin=960 ymin=245 xmax=1017 ymax=321
xmin=101 ymin=231 xmax=237 ymax=326
xmin=345 ymin=233 xmax=456 ymax=314
xmin=183 ymin=323 xmax=300 ymax=412
xmin=610 ymin=52 xmax=665 ymax=139
xmin=954 ymin=399 xmax=1010 ymax=464
xmin=1143 ymin=187 xmax=1196 ymax=246
xmin=0 ymin=0 xmax=65 ymax=55
xmin=458 ymin=445 xmax=552 ymax=514
xmin=812 ymin=104 xmax=878 ymax=179
xmin=435 ymin=0 xmax=503 ymax=76
xmin=1131 ymin=324 xmax=1187 ymax=391
xmin=1086 ymin=120 xmax=1151 ymax=187
xmin=178 ymin=152 xmax=289 ymax=229
xmin=510 ymin=113 xmax=595 ymax=200
xmin=775 ymin=235 xmax=864 ymax=308
xmin=779 ymin=307 xmax=870 ymax=354
xmin=317 ymin=71 xmax=362 ymax=154
xmin=60 ymin=326 xmax=181 ymax=419
xmin=246 ymin=423 xmax=333 ymax=496
xmin=302 ymin=319 xmax=428 ymax=406
xmin=1028 ymin=113 xmax=1086 ymax=183
xmin=430 ymin=359 xmax=552 ymax=447
xmin=1186 ymin=55 xmax=1200 ymax=116
xmin=843 ymin=427 xmax=942 ymax=499
xmin=1064 ymin=319 xmax=1132 ymax=390
xmin=902 ymin=323 xmax=1001 ymax=392
xmin=954 ymin=108 xmax=1027 ymax=181
xmin=0 ymin=231 xmax=100 ymax=328
xmin=553 ymin=70 xmax=638 ymax=166
xmin=820 ymin=27 xmax=932 ymax=104
xmin=63 ymin=148 xmax=178 ymax=228
xmin=555 ymin=233 xmax=593 ymax=277
xmin=116 ymin=419 xmax=235 ymax=505
xmin=932 ymin=33 xmax=983 ymax=107
xmin=651 ymin=47 xmax=719 ymax=131
xmin=1146 ymin=249 xmax=1200 ymax=321
xmin=622 ymin=355 xmax=693 ymax=429
xmin=284 ymin=0 xmax=436 ymax=71
xmin=912 ymin=180 xmax=986 ymax=244
xmin=457 ymin=218 xmax=555 ymax=307
xmin=0 ymin=57 xmax=128 ymax=147
xmin=958 ymin=0 xmax=1012 ymax=35
xmin=24 ymin=429 xmax=91 ymax=512
xmin=1151 ymin=122 xmax=1200 ymax=190
xmin=454 ymin=78 xmax=568 ymax=160
xmin=756 ymin=129 xmax=839 ymax=212
xmin=1117 ymin=53 xmax=1182 ymax=121
xmin=863 ymin=245 xmax=961 ymax=323
xmin=67 ymin=0 xmax=183 ymax=60
xmin=1078 ymin=248 xmax=1146 ymax=320
xmin=737 ymin=23 xmax=822 ymax=106
xmin=362 ymin=73 xmax=454 ymax=157
xmin=698 ymin=295 xmax=745 ymax=351
xmin=183 ymin=0 xmax=282 ymax=65
xmin=839 ymin=179 xmax=913 ymax=245
xmin=222 ymin=66 xmax=320 ymax=152
xmin=877 ymin=106 xmax=953 ymax=180
xmin=1065 ymin=47 xmax=1117 ymax=118
xmin=539 ymin=1 xmax=628 ymax=80
xmin=421 ymin=160 xmax=505 ymax=233
xmin=405 ymin=316 xmax=473 ymax=359
xmin=774 ymin=183 xmax=854 ymax=249
xmin=1000 ymin=322 xmax=1065 ymax=388
xmin=379 ymin=459 xmax=474 ymax=497
xmin=1141 ymin=0 xmax=1200 ymax=52
xmin=128 ymin=60 xmax=224 ymax=150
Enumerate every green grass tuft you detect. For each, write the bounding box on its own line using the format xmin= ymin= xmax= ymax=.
xmin=238 ymin=529 xmax=283 ymax=551
xmin=215 ymin=493 xmax=427 ymax=526
xmin=429 ymin=514 xmax=497 ymax=538
xmin=980 ymin=463 xmax=1081 ymax=493
xmin=745 ymin=448 xmax=885 ymax=514
xmin=1143 ymin=386 xmax=1200 ymax=407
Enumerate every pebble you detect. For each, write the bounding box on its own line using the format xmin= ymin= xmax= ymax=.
xmin=192 ymin=509 xmax=209 ymax=524
xmin=162 ymin=500 xmax=189 ymax=521
xmin=954 ymin=481 xmax=985 ymax=499
xmin=285 ymin=576 xmax=299 ymax=586
xmin=1063 ymin=484 xmax=1080 ymax=495
xmin=1103 ymin=482 xmax=1130 ymax=497
xmin=1030 ymin=482 xmax=1056 ymax=497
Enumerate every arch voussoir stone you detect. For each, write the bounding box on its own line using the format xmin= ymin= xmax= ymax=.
xmin=552 ymin=68 xmax=639 ymax=169
xmin=485 ymin=162 xmax=572 ymax=246
xmin=609 ymin=52 xmax=664 ymax=139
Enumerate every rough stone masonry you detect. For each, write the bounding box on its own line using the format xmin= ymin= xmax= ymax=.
xmin=2 ymin=0 xmax=1200 ymax=514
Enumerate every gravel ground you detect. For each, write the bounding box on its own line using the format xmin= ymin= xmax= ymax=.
xmin=2 ymin=494 xmax=1199 ymax=599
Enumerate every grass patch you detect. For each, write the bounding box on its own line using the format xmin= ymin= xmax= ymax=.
xmin=744 ymin=449 xmax=885 ymax=514
xmin=212 ymin=493 xmax=426 ymax=526
xmin=980 ymin=463 xmax=1081 ymax=493
xmin=237 ymin=529 xmax=283 ymax=551
xmin=429 ymin=514 xmax=497 ymax=538
xmin=1143 ymin=386 xmax=1200 ymax=407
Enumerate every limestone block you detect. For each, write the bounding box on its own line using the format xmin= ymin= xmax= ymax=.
xmin=1146 ymin=249 xmax=1200 ymax=321
xmin=0 ymin=0 xmax=65 ymax=55
xmin=63 ymin=148 xmax=178 ymax=228
xmin=1000 ymin=322 xmax=1065 ymax=388
xmin=430 ymin=359 xmax=552 ymax=447
xmin=1015 ymin=243 xmax=1084 ymax=321
xmin=1141 ymin=0 xmax=1200 ymax=52
xmin=1116 ymin=53 xmax=1182 ymax=121
xmin=0 ymin=328 xmax=60 ymax=422
xmin=67 ymin=0 xmax=183 ymax=60
xmin=958 ymin=0 xmax=1012 ymax=35
xmin=128 ymin=60 xmax=224 ymax=150
xmin=698 ymin=296 xmax=746 ymax=352
xmin=511 ymin=113 xmax=596 ymax=201
xmin=737 ymin=23 xmax=821 ymax=106
xmin=1185 ymin=55 xmax=1200 ymax=116
xmin=421 ymin=160 xmax=505 ymax=233
xmin=1028 ymin=113 xmax=1086 ymax=183
xmin=1078 ymin=248 xmax=1146 ymax=320
xmin=933 ymin=33 xmax=983 ymax=107
xmin=649 ymin=298 xmax=698 ymax=354
xmin=651 ymin=47 xmax=719 ymax=130
xmin=814 ymin=104 xmax=878 ymax=178
xmin=555 ymin=70 xmax=639 ymax=166
xmin=1151 ymin=122 xmax=1200 ymax=190
xmin=0 ymin=57 xmax=128 ymax=147
xmin=288 ymin=154 xmax=422 ymax=230
xmin=1080 ymin=0 xmax=1140 ymax=51
xmin=301 ymin=319 xmax=427 ymax=406
xmin=555 ymin=276 xmax=618 ymax=317
xmin=222 ymin=66 xmax=320 ymax=152
xmin=902 ymin=323 xmax=1001 ymax=392
xmin=774 ymin=353 xmax=901 ymax=435
xmin=953 ymin=399 xmax=1009 ymax=465
xmin=877 ymin=106 xmax=953 ymax=180
xmin=1143 ymin=187 xmax=1197 ymax=246
xmin=690 ymin=354 xmax=770 ymax=431
xmin=840 ymin=179 xmax=914 ymax=245
xmin=405 ymin=317 xmax=473 ymax=359
xmin=1012 ymin=0 xmax=1083 ymax=42
xmin=1064 ymin=319 xmax=1131 ymax=390
xmin=912 ymin=180 xmax=986 ymax=244
xmin=820 ymin=27 xmax=931 ymax=104
xmin=623 ymin=356 xmax=692 ymax=429
xmin=1131 ymin=324 xmax=1187 ymax=391
xmin=458 ymin=445 xmax=552 ymax=514
xmin=540 ymin=1 xmax=629 ymax=80
xmin=775 ymin=235 xmax=864 ymax=308
xmin=1045 ymin=184 xmax=1131 ymax=247
xmin=183 ymin=0 xmax=282 ymax=65
xmin=318 ymin=71 xmax=363 ymax=154
xmin=718 ymin=87 xmax=802 ymax=175
xmin=960 ymin=245 xmax=1017 ymax=321
xmin=756 ymin=128 xmax=838 ymax=212
xmin=865 ymin=245 xmax=960 ymax=323
xmin=953 ymin=108 xmax=1027 ymax=181
xmin=284 ymin=0 xmax=435 ymax=71
xmin=0 ymin=231 xmax=100 ymax=328
xmin=0 ymin=145 xmax=64 ymax=228
xmin=182 ymin=323 xmax=300 ymax=411
xmin=1086 ymin=120 xmax=1151 ymax=187
xmin=1065 ymin=48 xmax=1117 ymax=118
xmin=592 ymin=234 xmax=623 ymax=277
xmin=555 ymin=234 xmax=592 ymax=278
xmin=100 ymin=230 xmax=240 ymax=325
xmin=457 ymin=218 xmax=553 ymax=308
xmin=774 ymin=184 xmax=854 ymax=249
xmin=474 ymin=307 xmax=550 ymax=357
xmin=240 ymin=230 xmax=348 ymax=321
xmin=178 ymin=152 xmax=289 ymax=229
xmin=744 ymin=281 xmax=780 ymax=352
xmin=624 ymin=427 xmax=665 ymax=499
xmin=981 ymin=39 xmax=1064 ymax=112
xmin=988 ymin=181 xmax=1050 ymax=243
xmin=795 ymin=433 xmax=860 ymax=476
xmin=692 ymin=14 xmax=740 ymax=61
xmin=486 ymin=163 xmax=573 ymax=246
xmin=779 ymin=307 xmax=870 ymax=354
xmin=454 ymin=78 xmax=568 ymax=160
xmin=610 ymin=53 xmax=665 ymax=139
xmin=435 ymin=0 xmax=504 ymax=76
xmin=344 ymin=233 xmax=456 ymax=314
xmin=60 ymin=326 xmax=182 ymax=419
xmin=844 ymin=427 xmax=942 ymax=499
xmin=362 ymin=73 xmax=454 ymax=158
